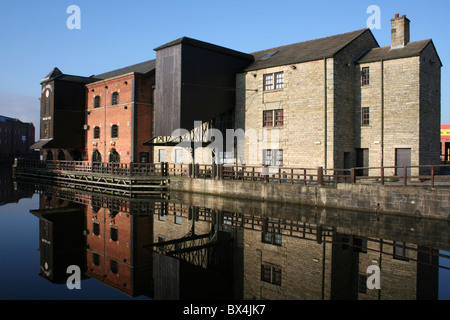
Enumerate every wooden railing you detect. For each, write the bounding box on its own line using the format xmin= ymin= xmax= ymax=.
xmin=13 ymin=159 xmax=450 ymax=188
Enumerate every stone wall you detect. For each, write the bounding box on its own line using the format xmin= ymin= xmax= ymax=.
xmin=168 ymin=176 xmax=450 ymax=219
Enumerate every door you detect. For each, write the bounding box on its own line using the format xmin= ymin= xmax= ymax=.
xmin=356 ymin=148 xmax=369 ymax=176
xmin=395 ymin=148 xmax=411 ymax=176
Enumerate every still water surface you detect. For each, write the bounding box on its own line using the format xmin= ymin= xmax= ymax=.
xmin=1 ymin=167 xmax=449 ymax=300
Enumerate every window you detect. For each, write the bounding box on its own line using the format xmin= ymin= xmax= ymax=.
xmin=109 ymin=148 xmax=120 ymax=163
xmin=261 ymin=264 xmax=282 ymax=286
xmin=263 ymin=72 xmax=284 ymax=91
xmin=45 ymin=99 xmax=50 ymax=114
xmin=93 ymin=126 xmax=100 ymax=139
xmin=111 ymin=124 xmax=118 ymax=138
xmin=111 ymin=92 xmax=119 ymax=105
xmin=92 ymin=150 xmax=101 ymax=163
xmin=94 ymin=96 xmax=101 ymax=108
xmin=263 ymin=149 xmax=283 ymax=166
xmin=158 ymin=149 xmax=166 ymax=162
xmin=175 ymin=149 xmax=182 ymax=163
xmin=110 ymin=227 xmax=118 ymax=242
xmin=362 ymin=67 xmax=370 ymax=86
xmin=362 ymin=107 xmax=370 ymax=126
xmin=263 ymin=109 xmax=284 ymax=127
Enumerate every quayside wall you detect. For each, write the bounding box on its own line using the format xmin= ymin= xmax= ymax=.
xmin=168 ymin=176 xmax=450 ymax=220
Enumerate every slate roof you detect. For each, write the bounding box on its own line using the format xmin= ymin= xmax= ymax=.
xmin=357 ymin=39 xmax=442 ymax=65
xmin=244 ymin=28 xmax=375 ymax=71
xmin=94 ymin=59 xmax=156 ymax=80
xmin=41 ymin=67 xmax=98 ymax=84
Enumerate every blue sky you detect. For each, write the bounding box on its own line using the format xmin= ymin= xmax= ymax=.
xmin=0 ymin=0 xmax=449 ymax=136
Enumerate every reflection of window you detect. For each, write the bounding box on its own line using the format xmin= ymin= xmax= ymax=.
xmin=174 ymin=212 xmax=182 ymax=225
xmin=358 ymin=274 xmax=367 ymax=294
xmin=93 ymin=253 xmax=100 ymax=266
xmin=261 ymin=264 xmax=282 ymax=285
xmin=93 ymin=221 xmax=100 ymax=236
xmin=393 ymin=241 xmax=410 ymax=261
xmin=262 ymin=221 xmax=282 ymax=246
xmin=110 ymin=260 xmax=118 ymax=274
xmin=263 ymin=149 xmax=283 ymax=166
xmin=110 ymin=227 xmax=118 ymax=242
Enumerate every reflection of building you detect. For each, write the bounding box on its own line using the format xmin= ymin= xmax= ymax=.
xmin=30 ymin=194 xmax=86 ymax=284
xmin=0 ymin=165 xmax=35 ymax=206
xmin=0 ymin=115 xmax=37 ymax=163
xmin=28 ymin=186 xmax=444 ymax=300
xmin=441 ymin=124 xmax=450 ymax=162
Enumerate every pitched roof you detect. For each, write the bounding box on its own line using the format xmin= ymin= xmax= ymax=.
xmin=94 ymin=59 xmax=156 ymax=80
xmin=357 ymin=39 xmax=439 ymax=63
xmin=244 ymin=28 xmax=374 ymax=71
xmin=41 ymin=67 xmax=97 ymax=84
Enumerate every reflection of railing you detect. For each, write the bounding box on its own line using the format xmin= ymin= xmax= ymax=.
xmin=14 ymin=159 xmax=450 ymax=188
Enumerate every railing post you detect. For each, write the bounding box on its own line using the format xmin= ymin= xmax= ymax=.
xmin=350 ymin=168 xmax=356 ymax=184
xmin=218 ymin=164 xmax=223 ymax=180
xmin=380 ymin=167 xmax=384 ymax=185
xmin=189 ymin=163 xmax=193 ymax=178
xmin=431 ymin=165 xmax=435 ymax=188
xmin=317 ymin=167 xmax=323 ymax=187
xmin=194 ymin=163 xmax=199 ymax=179
xmin=212 ymin=163 xmax=216 ymax=180
xmin=404 ymin=166 xmax=407 ymax=186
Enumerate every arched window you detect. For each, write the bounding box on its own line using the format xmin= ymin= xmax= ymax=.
xmin=92 ymin=150 xmax=101 ymax=163
xmin=111 ymin=124 xmax=118 ymax=138
xmin=57 ymin=150 xmax=65 ymax=160
xmin=93 ymin=126 xmax=100 ymax=139
xmin=111 ymin=92 xmax=119 ymax=105
xmin=109 ymin=148 xmax=120 ymax=163
xmin=94 ymin=96 xmax=101 ymax=108
xmin=46 ymin=150 xmax=53 ymax=161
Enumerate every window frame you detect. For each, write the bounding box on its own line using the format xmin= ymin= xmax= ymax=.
xmin=111 ymin=124 xmax=119 ymax=138
xmin=263 ymin=149 xmax=283 ymax=166
xmin=362 ymin=107 xmax=370 ymax=126
xmin=361 ymin=67 xmax=370 ymax=86
xmin=261 ymin=264 xmax=282 ymax=286
xmin=93 ymin=126 xmax=100 ymax=139
xmin=263 ymin=71 xmax=284 ymax=91
xmin=111 ymin=92 xmax=119 ymax=105
xmin=263 ymin=109 xmax=284 ymax=127
xmin=94 ymin=95 xmax=101 ymax=108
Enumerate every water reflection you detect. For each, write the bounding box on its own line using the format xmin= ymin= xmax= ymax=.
xmin=21 ymin=182 xmax=450 ymax=300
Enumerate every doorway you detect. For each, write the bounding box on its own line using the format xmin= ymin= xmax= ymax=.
xmin=395 ymin=148 xmax=411 ymax=176
xmin=356 ymin=148 xmax=369 ymax=176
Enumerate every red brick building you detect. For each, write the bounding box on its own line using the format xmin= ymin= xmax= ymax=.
xmin=85 ymin=60 xmax=155 ymax=163
xmin=0 ymin=115 xmax=37 ymax=163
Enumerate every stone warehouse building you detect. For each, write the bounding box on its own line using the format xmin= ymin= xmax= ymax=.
xmin=34 ymin=14 xmax=441 ymax=173
xmin=236 ymin=14 xmax=441 ymax=174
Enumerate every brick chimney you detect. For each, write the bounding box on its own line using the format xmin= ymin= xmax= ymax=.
xmin=391 ymin=14 xmax=410 ymax=49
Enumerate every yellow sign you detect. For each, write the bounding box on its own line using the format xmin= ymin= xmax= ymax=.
xmin=441 ymin=129 xmax=450 ymax=136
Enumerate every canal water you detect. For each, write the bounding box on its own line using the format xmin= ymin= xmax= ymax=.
xmin=1 ymin=165 xmax=449 ymax=300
